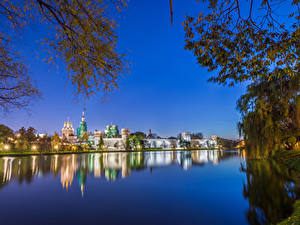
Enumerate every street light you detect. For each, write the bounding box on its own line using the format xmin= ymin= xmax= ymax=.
xmin=31 ymin=145 xmax=38 ymax=151
xmin=3 ymin=144 xmax=10 ymax=151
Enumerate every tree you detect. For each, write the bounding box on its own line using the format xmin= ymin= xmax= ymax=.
xmin=179 ymin=139 xmax=190 ymax=149
xmin=183 ymin=0 xmax=299 ymax=86
xmin=37 ymin=134 xmax=51 ymax=152
xmin=25 ymin=127 xmax=37 ymax=143
xmin=14 ymin=126 xmax=37 ymax=151
xmin=183 ymin=0 xmax=300 ymax=157
xmin=79 ymin=132 xmax=90 ymax=149
xmin=128 ymin=134 xmax=144 ymax=150
xmin=18 ymin=127 xmax=27 ymax=137
xmin=143 ymin=140 xmax=150 ymax=148
xmin=51 ymin=132 xmax=61 ymax=151
xmin=238 ymin=74 xmax=300 ymax=157
xmin=0 ymin=41 xmax=39 ymax=111
xmin=217 ymin=137 xmax=238 ymax=150
xmin=97 ymin=136 xmax=104 ymax=150
xmin=0 ymin=0 xmax=128 ymax=110
xmin=191 ymin=132 xmax=203 ymax=139
xmin=0 ymin=124 xmax=13 ymax=143
xmin=125 ymin=136 xmax=131 ymax=150
xmin=131 ymin=131 xmax=147 ymax=139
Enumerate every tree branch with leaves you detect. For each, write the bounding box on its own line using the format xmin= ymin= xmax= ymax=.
xmin=182 ymin=0 xmax=300 ymax=156
xmin=0 ymin=0 xmax=128 ymax=111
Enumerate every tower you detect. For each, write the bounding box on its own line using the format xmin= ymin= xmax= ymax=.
xmin=121 ymin=128 xmax=130 ymax=139
xmin=104 ymin=125 xmax=119 ymax=138
xmin=62 ymin=118 xmax=74 ymax=139
xmin=77 ymin=111 xmax=87 ymax=138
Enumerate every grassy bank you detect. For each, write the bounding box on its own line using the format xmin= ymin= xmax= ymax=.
xmin=278 ymin=201 xmax=300 ymax=225
xmin=0 ymin=148 xmax=221 ymax=157
xmin=274 ymin=149 xmax=300 ymax=225
xmin=0 ymin=149 xmax=103 ymax=157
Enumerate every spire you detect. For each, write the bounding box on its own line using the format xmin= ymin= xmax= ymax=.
xmin=81 ymin=111 xmax=85 ymax=122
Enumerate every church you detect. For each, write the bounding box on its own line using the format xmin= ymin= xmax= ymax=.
xmin=61 ymin=112 xmax=218 ymax=150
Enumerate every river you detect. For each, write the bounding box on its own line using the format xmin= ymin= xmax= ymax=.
xmin=0 ymin=150 xmax=297 ymax=225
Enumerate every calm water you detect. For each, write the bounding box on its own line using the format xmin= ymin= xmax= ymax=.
xmin=0 ymin=150 xmax=298 ymax=225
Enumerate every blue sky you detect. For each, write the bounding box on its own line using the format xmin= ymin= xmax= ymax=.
xmin=2 ymin=0 xmax=246 ymax=139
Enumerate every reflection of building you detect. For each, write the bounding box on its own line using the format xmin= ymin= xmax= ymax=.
xmin=0 ymin=150 xmax=228 ymax=195
xmin=77 ymin=169 xmax=87 ymax=196
xmin=60 ymin=155 xmax=77 ymax=190
xmin=190 ymin=150 xmax=219 ymax=165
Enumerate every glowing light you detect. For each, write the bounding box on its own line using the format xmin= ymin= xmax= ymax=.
xmin=31 ymin=145 xmax=38 ymax=151
xmin=3 ymin=144 xmax=10 ymax=151
xmin=54 ymin=145 xmax=59 ymax=150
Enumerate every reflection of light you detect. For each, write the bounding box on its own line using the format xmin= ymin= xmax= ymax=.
xmin=2 ymin=157 xmax=14 ymax=182
xmin=94 ymin=154 xmax=101 ymax=177
xmin=241 ymin=150 xmax=246 ymax=160
xmin=31 ymin=156 xmax=37 ymax=173
xmin=0 ymin=150 xmax=233 ymax=196
xmin=31 ymin=145 xmax=38 ymax=151
xmin=54 ymin=155 xmax=58 ymax=170
xmin=3 ymin=144 xmax=10 ymax=151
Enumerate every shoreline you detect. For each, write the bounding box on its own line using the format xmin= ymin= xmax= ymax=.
xmin=274 ymin=149 xmax=300 ymax=225
xmin=0 ymin=148 xmax=223 ymax=157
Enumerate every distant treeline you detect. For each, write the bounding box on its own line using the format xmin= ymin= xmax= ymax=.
xmin=217 ymin=138 xmax=239 ymax=150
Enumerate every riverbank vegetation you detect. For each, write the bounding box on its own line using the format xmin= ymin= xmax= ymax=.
xmin=217 ymin=137 xmax=239 ymax=150
xmin=278 ymin=201 xmax=300 ymax=225
xmin=274 ymin=149 xmax=300 ymax=172
xmin=273 ymin=149 xmax=300 ymax=225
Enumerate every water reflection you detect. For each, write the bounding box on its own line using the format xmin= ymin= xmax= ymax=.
xmin=242 ymin=159 xmax=299 ymax=224
xmin=1 ymin=150 xmax=298 ymax=225
xmin=0 ymin=150 xmax=232 ymax=193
